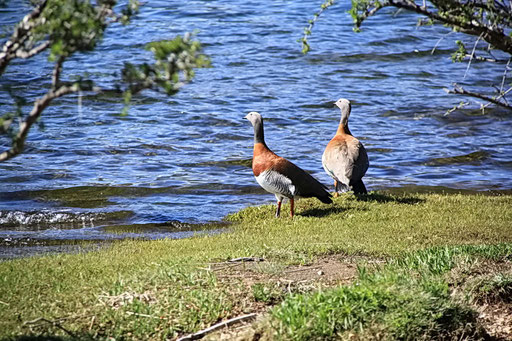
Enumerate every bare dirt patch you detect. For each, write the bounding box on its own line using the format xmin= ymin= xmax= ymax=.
xmin=191 ymin=254 xmax=372 ymax=341
xmin=211 ymin=254 xmax=364 ymax=295
xmin=450 ymin=259 xmax=512 ymax=340
xmin=476 ymin=302 xmax=512 ymax=340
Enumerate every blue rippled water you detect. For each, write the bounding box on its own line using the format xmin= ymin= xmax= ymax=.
xmin=0 ymin=1 xmax=511 ymax=253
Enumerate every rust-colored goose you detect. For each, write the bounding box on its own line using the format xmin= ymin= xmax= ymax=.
xmin=245 ymin=112 xmax=332 ymax=217
xmin=322 ymin=99 xmax=369 ymax=196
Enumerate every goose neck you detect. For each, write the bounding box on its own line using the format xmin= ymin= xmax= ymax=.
xmin=253 ymin=119 xmax=265 ymax=144
xmin=336 ymin=123 xmax=351 ymax=135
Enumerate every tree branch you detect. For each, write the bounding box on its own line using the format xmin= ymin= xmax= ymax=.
xmin=0 ymin=83 xmax=80 ymax=162
xmin=446 ymin=84 xmax=512 ymax=110
xmin=354 ymin=0 xmax=391 ymax=27
xmin=0 ymin=0 xmax=49 ymax=75
xmin=360 ymin=0 xmax=512 ymax=55
xmin=0 ymin=0 xmax=185 ymax=163
xmin=52 ymin=56 xmax=65 ymax=89
xmin=301 ymin=0 xmax=336 ymax=53
xmin=349 ymin=0 xmax=512 ymax=111
xmin=14 ymin=41 xmax=50 ymax=60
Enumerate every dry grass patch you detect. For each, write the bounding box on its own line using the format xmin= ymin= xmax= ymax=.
xmin=449 ymin=257 xmax=512 ymax=340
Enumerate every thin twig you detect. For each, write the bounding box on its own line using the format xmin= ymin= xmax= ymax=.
xmin=301 ymin=0 xmax=336 ymax=53
xmin=500 ymin=58 xmax=511 ymax=95
xmin=392 ymin=7 xmax=403 ymax=17
xmin=466 ymin=54 xmax=499 ymax=62
xmin=492 ymin=85 xmax=510 ymax=106
xmin=431 ymin=31 xmax=452 ymax=55
xmin=209 ymin=257 xmax=264 ymax=266
xmin=177 ymin=313 xmax=258 ymax=341
xmin=483 ymin=86 xmax=512 ymax=109
xmin=228 ymin=257 xmax=264 ymax=263
xmin=464 ymin=32 xmax=484 ymax=80
xmin=23 ymin=317 xmax=76 ymax=338
xmin=444 ymin=101 xmax=469 ymax=116
xmin=211 ymin=263 xmax=243 ymax=272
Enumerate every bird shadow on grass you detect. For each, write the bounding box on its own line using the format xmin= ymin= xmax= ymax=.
xmin=298 ymin=206 xmax=368 ymax=218
xmin=356 ymin=192 xmax=426 ymax=205
xmin=298 ymin=192 xmax=425 ymax=218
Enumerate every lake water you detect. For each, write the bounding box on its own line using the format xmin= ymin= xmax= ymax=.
xmin=0 ymin=1 xmax=511 ymax=257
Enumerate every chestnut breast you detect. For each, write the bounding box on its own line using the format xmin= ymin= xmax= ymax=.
xmin=252 ymin=143 xmax=287 ymax=176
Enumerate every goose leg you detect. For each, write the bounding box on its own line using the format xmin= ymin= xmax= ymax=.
xmin=290 ymin=198 xmax=294 ymax=218
xmin=275 ymin=200 xmax=282 ymax=218
xmin=333 ymin=180 xmax=339 ymax=198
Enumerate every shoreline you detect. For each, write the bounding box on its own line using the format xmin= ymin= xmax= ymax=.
xmin=1 ymin=185 xmax=511 ymax=260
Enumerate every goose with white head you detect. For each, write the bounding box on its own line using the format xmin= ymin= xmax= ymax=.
xmin=245 ymin=111 xmax=332 ymax=218
xmin=322 ymin=99 xmax=369 ymax=196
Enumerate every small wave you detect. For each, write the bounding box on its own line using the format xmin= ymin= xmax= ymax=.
xmin=0 ymin=210 xmax=133 ymax=230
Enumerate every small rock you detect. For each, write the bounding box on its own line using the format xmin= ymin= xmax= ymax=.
xmin=317 ymin=270 xmax=324 ymax=276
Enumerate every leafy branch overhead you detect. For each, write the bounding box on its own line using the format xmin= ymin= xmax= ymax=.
xmin=123 ymin=34 xmax=211 ymax=96
xmin=302 ymin=0 xmax=512 ymax=112
xmin=0 ymin=0 xmax=210 ymax=162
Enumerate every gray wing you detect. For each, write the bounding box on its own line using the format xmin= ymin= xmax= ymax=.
xmin=278 ymin=159 xmax=331 ymax=202
xmin=323 ymin=139 xmax=368 ymax=186
xmin=349 ymin=142 xmax=368 ymax=186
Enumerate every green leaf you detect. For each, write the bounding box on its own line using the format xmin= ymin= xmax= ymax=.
xmin=122 ymin=34 xmax=210 ymax=95
xmin=451 ymin=40 xmax=467 ymax=62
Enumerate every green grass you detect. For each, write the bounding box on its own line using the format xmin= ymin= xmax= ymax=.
xmin=0 ymin=192 xmax=511 ymax=339
xmin=252 ymin=283 xmax=286 ymax=305
xmin=267 ymin=245 xmax=512 ymax=340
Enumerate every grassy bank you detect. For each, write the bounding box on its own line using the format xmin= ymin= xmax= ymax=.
xmin=0 ymin=192 xmax=511 ymax=340
xmin=264 ymin=244 xmax=512 ymax=340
